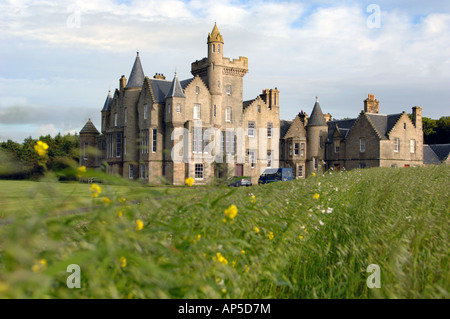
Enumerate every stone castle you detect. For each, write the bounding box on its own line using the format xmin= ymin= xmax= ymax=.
xmin=80 ymin=24 xmax=424 ymax=184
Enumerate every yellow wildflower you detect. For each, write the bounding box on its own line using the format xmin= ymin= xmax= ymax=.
xmin=135 ymin=219 xmax=144 ymax=231
xmin=101 ymin=197 xmax=111 ymax=204
xmin=244 ymin=265 xmax=250 ymax=272
xmin=298 ymin=235 xmax=304 ymax=239
xmin=120 ymin=256 xmax=127 ymax=268
xmin=231 ymin=261 xmax=236 ymax=268
xmin=0 ymin=281 xmax=9 ymax=293
xmin=31 ymin=259 xmax=47 ymax=273
xmin=118 ymin=210 xmax=123 ymax=218
xmin=224 ymin=204 xmax=238 ymax=219
xmin=34 ymin=140 xmax=49 ymax=156
xmin=241 ymin=250 xmax=246 ymax=254
xmin=185 ymin=177 xmax=194 ymax=187
xmin=268 ymin=232 xmax=274 ymax=240
xmin=222 ymin=289 xmax=227 ymax=293
xmin=118 ymin=197 xmax=126 ymax=203
xmin=222 ymin=218 xmax=227 ymax=223
xmin=90 ymin=183 xmax=101 ymax=198
xmin=214 ymin=252 xmax=228 ymax=265
xmin=312 ymin=172 xmax=316 ymax=177
xmin=254 ymin=227 xmax=260 ymax=233
xmin=77 ymin=166 xmax=86 ymax=178
xmin=313 ymin=193 xmax=320 ymax=200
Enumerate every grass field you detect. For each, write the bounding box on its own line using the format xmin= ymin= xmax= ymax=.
xmin=0 ymin=165 xmax=448 ymax=299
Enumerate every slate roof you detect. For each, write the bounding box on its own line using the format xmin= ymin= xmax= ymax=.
xmin=307 ymin=98 xmax=327 ymax=127
xmin=80 ymin=119 xmax=100 ymax=134
xmin=327 ymin=118 xmax=357 ymax=141
xmin=126 ymin=53 xmax=145 ymax=88
xmin=429 ymin=144 xmax=450 ymax=162
xmin=165 ymin=73 xmax=186 ymax=98
xmin=101 ymin=90 xmax=113 ymax=112
xmin=148 ymin=77 xmax=192 ymax=104
xmin=366 ymin=113 xmax=403 ymax=139
xmin=280 ymin=120 xmax=293 ymax=139
xmin=423 ymin=145 xmax=441 ymax=165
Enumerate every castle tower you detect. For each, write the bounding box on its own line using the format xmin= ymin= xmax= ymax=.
xmin=101 ymin=90 xmax=112 ymax=133
xmin=306 ymin=96 xmax=328 ymax=176
xmin=79 ymin=118 xmax=100 ymax=169
xmin=123 ymin=52 xmax=145 ymax=179
xmin=207 ymin=23 xmax=224 ymax=126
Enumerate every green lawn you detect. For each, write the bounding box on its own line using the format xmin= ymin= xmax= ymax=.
xmin=0 ymin=165 xmax=448 ymax=299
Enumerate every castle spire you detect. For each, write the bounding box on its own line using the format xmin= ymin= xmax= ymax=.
xmin=126 ymin=51 xmax=145 ymax=88
xmin=166 ymin=72 xmax=186 ymax=98
xmin=208 ymin=22 xmax=223 ymax=43
xmin=101 ymin=90 xmax=113 ymax=112
xmin=307 ymin=96 xmax=327 ymax=127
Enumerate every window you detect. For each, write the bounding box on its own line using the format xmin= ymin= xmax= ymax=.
xmin=129 ymin=164 xmax=133 ymax=179
xmin=195 ymin=86 xmax=199 ymax=94
xmin=410 ymin=140 xmax=416 ymax=153
xmin=114 ymin=113 xmax=118 ymax=126
xmin=195 ymin=164 xmax=204 ymax=179
xmin=140 ymin=130 xmax=149 ymax=154
xmin=213 ymin=44 xmax=215 ymax=52
xmin=249 ymin=150 xmax=256 ymax=168
xmin=225 ymin=131 xmax=235 ymax=155
xmin=116 ymin=133 xmax=121 ymax=157
xmin=218 ymin=44 xmax=220 ymax=53
xmin=124 ymin=137 xmax=127 ymax=155
xmin=298 ymin=165 xmax=303 ymax=177
xmin=226 ymin=85 xmax=231 ymax=95
xmin=177 ymin=103 xmax=181 ymax=113
xmin=289 ymin=144 xmax=293 ymax=156
xmin=83 ymin=142 xmax=88 ymax=160
xmin=257 ymin=105 xmax=261 ymax=113
xmin=359 ymin=163 xmax=366 ymax=169
xmin=360 ymin=138 xmax=366 ymax=153
xmin=193 ymin=128 xmax=201 ymax=153
xmin=267 ymin=123 xmax=272 ymax=138
xmin=314 ymin=157 xmax=318 ymax=170
xmin=294 ymin=143 xmax=299 ymax=156
xmin=248 ymin=121 xmax=255 ymax=137
xmin=124 ymin=108 xmax=127 ymax=123
xmin=194 ymin=104 xmax=201 ymax=119
xmin=152 ymin=129 xmax=157 ymax=153
xmin=301 ymin=143 xmax=305 ymax=157
xmin=225 ymin=107 xmax=232 ymax=122
xmin=394 ymin=138 xmax=400 ymax=152
xmin=334 ymin=140 xmax=340 ymax=153
xmin=144 ymin=104 xmax=148 ymax=120
xmin=267 ymin=151 xmax=272 ymax=168
xmin=139 ymin=164 xmax=145 ymax=179
xmin=218 ymin=81 xmax=220 ymax=88
xmin=404 ymin=123 xmax=407 ymax=130
xmin=213 ymin=105 xmax=216 ymax=117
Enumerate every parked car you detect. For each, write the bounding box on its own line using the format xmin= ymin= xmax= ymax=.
xmin=228 ymin=176 xmax=252 ymax=187
xmin=258 ymin=168 xmax=293 ymax=184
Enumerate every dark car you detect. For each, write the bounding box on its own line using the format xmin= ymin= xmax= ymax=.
xmin=258 ymin=168 xmax=293 ymax=185
xmin=228 ymin=176 xmax=252 ymax=187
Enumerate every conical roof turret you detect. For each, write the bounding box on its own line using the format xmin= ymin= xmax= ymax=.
xmin=208 ymin=22 xmax=224 ymax=43
xmin=101 ymin=90 xmax=113 ymax=112
xmin=307 ymin=96 xmax=327 ymax=127
xmin=126 ymin=52 xmax=145 ymax=88
xmin=166 ymin=72 xmax=186 ymax=98
xmin=80 ymin=118 xmax=100 ymax=134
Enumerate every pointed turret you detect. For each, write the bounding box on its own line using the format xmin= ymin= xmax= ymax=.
xmin=208 ymin=22 xmax=224 ymax=43
xmin=101 ymin=90 xmax=113 ymax=112
xmin=166 ymin=72 xmax=186 ymax=98
xmin=80 ymin=118 xmax=100 ymax=134
xmin=307 ymin=96 xmax=327 ymax=127
xmin=126 ymin=52 xmax=145 ymax=88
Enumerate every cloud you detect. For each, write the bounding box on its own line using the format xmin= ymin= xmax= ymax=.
xmin=0 ymin=0 xmax=449 ymax=143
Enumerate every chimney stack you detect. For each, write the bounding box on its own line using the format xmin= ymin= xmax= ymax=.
xmin=364 ymin=94 xmax=379 ymax=114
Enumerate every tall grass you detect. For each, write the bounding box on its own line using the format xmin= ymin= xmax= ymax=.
xmin=0 ymin=165 xmax=448 ymax=298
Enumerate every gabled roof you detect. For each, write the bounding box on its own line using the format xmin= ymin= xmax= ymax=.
xmin=80 ymin=119 xmax=99 ymax=135
xmin=283 ymin=115 xmax=307 ymax=140
xmin=429 ymin=144 xmax=450 ymax=162
xmin=280 ymin=120 xmax=293 ymax=139
xmin=126 ymin=52 xmax=145 ymax=88
xmin=307 ymin=97 xmax=327 ymax=127
xmin=423 ymin=145 xmax=442 ymax=165
xmin=166 ymin=72 xmax=186 ymax=98
xmin=101 ymin=90 xmax=113 ymax=112
xmin=327 ymin=118 xmax=356 ymax=141
xmin=148 ymin=77 xmax=193 ymax=104
xmin=366 ymin=113 xmax=403 ymax=139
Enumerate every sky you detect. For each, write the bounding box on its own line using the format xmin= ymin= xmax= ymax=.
xmin=1 ymin=0 xmax=449 ymax=143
